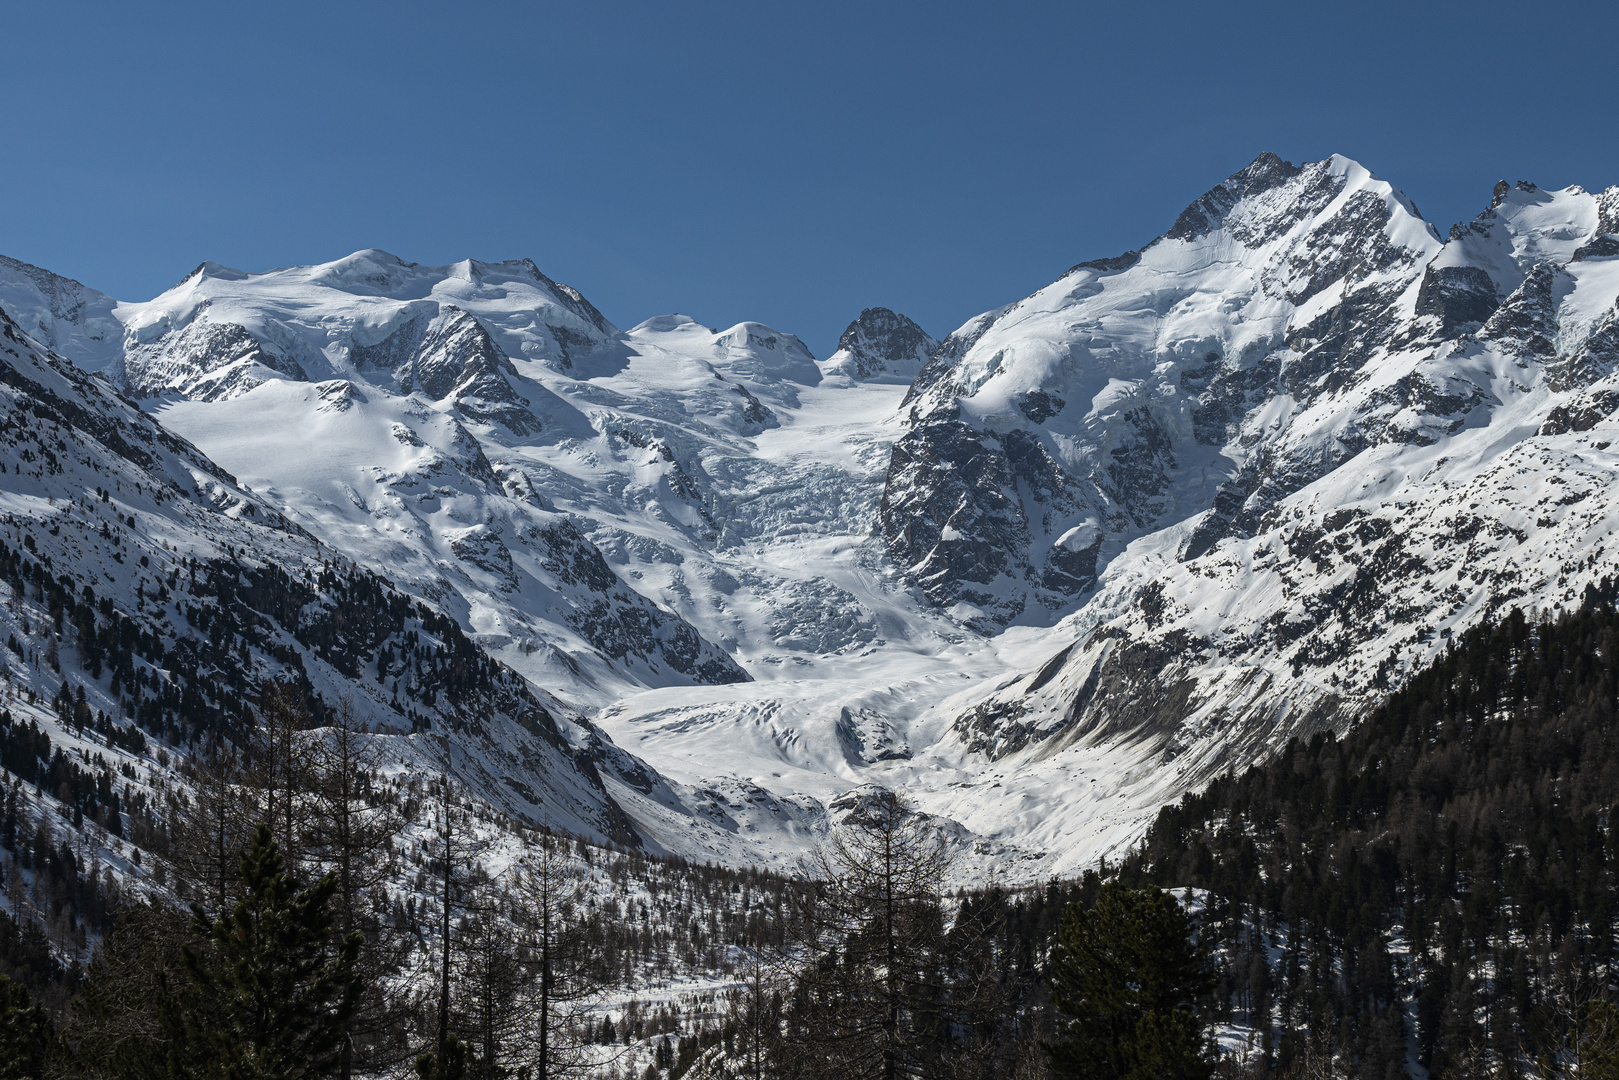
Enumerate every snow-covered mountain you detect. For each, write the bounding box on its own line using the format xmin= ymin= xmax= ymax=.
xmin=0 ymin=303 xmax=879 ymax=873
xmin=824 ymin=307 xmax=940 ymax=383
xmin=899 ymin=158 xmax=1619 ymax=871
xmin=0 ymin=254 xmax=124 ymax=372
xmin=7 ymin=151 xmax=1619 ymax=882
xmin=0 ymin=302 xmax=648 ymax=845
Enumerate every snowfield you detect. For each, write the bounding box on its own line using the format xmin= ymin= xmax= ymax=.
xmin=3 ymin=152 xmax=1619 ymax=883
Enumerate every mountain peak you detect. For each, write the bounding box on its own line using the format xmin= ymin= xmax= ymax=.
xmin=824 ymin=307 xmax=939 ymax=382
xmin=1165 ymin=151 xmax=1305 ymax=241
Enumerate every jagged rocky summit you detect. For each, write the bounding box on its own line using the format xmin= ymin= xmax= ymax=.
xmin=824 ymin=307 xmax=940 ymax=382
xmin=5 ymin=151 xmax=1619 ymax=881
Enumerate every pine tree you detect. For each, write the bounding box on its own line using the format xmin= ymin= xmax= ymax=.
xmin=1046 ymin=884 xmax=1216 ymax=1080
xmin=166 ymin=823 xmax=363 ymax=1079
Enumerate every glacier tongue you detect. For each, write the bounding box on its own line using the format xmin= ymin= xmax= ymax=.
xmin=7 ymin=152 xmax=1619 ymax=882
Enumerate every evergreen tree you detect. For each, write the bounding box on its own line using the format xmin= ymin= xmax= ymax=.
xmin=0 ymin=972 xmax=55 ymax=1080
xmin=166 ymin=823 xmax=362 ymax=1079
xmin=1046 ymin=884 xmax=1216 ymax=1080
xmin=416 ymin=1035 xmax=469 ymax=1080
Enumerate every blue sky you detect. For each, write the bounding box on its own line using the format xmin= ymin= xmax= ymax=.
xmin=2 ymin=1 xmax=1616 ymax=356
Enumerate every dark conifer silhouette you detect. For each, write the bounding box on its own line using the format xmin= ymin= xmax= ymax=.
xmin=1046 ymin=884 xmax=1215 ymax=1080
xmin=166 ymin=823 xmax=362 ymax=1079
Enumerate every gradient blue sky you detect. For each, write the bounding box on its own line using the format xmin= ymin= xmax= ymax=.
xmin=3 ymin=1 xmax=1617 ymax=356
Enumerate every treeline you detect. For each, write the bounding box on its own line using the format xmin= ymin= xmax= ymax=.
xmin=1120 ymin=579 xmax=1619 ymax=1078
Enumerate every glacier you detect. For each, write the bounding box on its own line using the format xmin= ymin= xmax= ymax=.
xmin=4 ymin=152 xmax=1618 ymax=881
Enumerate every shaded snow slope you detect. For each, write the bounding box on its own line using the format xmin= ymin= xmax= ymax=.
xmin=0 ymin=254 xmax=124 ymax=373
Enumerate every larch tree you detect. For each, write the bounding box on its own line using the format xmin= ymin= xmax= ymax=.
xmin=789 ymin=790 xmax=976 ymax=1080
xmin=305 ymin=697 xmax=411 ymax=1080
xmin=511 ymin=827 xmax=609 ymax=1080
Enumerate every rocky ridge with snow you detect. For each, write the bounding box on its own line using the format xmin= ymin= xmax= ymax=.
xmin=824 ymin=307 xmax=940 ymax=383
xmin=6 ymin=152 xmax=1619 ymax=881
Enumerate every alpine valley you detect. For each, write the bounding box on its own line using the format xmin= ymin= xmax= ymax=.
xmin=4 ymin=150 xmax=1619 ymax=893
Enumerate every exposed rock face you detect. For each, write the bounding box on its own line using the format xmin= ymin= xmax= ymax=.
xmin=924 ymin=161 xmax=1619 ymax=861
xmin=1414 ymin=264 xmax=1499 ymax=331
xmin=823 ymin=308 xmax=939 ymax=382
xmin=121 ymin=317 xmax=310 ymax=401
xmin=361 ymin=306 xmax=540 ymax=434
xmin=882 ymin=154 xmax=1448 ymax=625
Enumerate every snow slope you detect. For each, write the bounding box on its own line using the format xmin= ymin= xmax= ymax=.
xmin=906 ymin=165 xmax=1619 ymax=874
xmin=7 ymin=153 xmax=1619 ymax=882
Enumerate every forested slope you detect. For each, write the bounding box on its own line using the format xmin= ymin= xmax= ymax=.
xmin=1122 ymin=582 xmax=1619 ymax=1077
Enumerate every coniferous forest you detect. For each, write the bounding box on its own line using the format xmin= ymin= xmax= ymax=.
xmin=1121 ymin=580 xmax=1619 ymax=1079
xmin=8 ymin=571 xmax=1619 ymax=1077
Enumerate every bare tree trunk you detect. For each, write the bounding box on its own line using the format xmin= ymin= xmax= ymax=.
xmin=306 ymin=697 xmax=407 ymax=1080
xmin=510 ymin=826 xmax=607 ymax=1080
xmin=439 ymin=772 xmax=454 ymax=1051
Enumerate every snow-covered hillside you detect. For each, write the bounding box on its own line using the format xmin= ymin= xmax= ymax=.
xmin=0 ymin=303 xmax=905 ymax=875
xmin=6 ymin=151 xmax=1619 ymax=882
xmin=902 ymin=161 xmax=1619 ymax=873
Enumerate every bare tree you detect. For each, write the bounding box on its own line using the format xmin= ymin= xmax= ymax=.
xmin=164 ymin=734 xmax=257 ymax=912
xmin=510 ymin=827 xmax=612 ymax=1080
xmin=244 ymin=679 xmax=310 ymax=867
xmin=788 ymin=790 xmax=965 ymax=1080
xmin=427 ymin=765 xmax=493 ymax=1061
xmin=721 ymin=916 xmax=794 ymax=1080
xmin=454 ymin=867 xmax=531 ymax=1080
xmin=63 ymin=900 xmax=194 ymax=1080
xmin=305 ymin=697 xmax=411 ymax=1080
xmin=1536 ymin=970 xmax=1619 ymax=1080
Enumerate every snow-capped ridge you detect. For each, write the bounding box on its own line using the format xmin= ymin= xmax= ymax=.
xmin=882 ymin=151 xmax=1446 ymax=626
xmin=823 ymin=307 xmax=939 ymax=383
xmin=0 ymin=254 xmax=124 ymax=373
